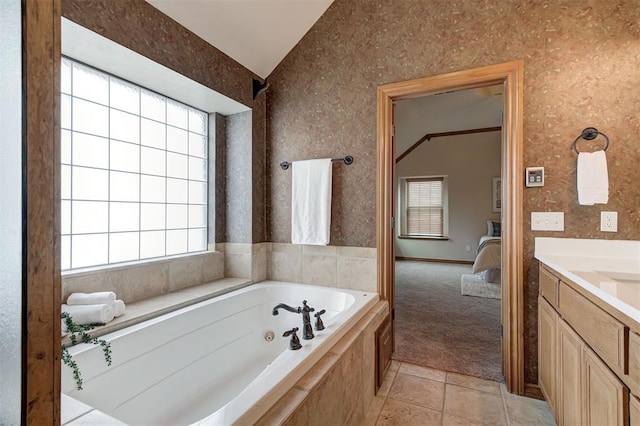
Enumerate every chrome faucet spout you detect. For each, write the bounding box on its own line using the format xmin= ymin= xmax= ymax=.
xmin=272 ymin=303 xmax=300 ymax=316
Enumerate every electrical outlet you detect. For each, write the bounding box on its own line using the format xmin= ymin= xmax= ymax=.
xmin=531 ymin=212 xmax=564 ymax=231
xmin=601 ymin=211 xmax=618 ymax=232
xmin=466 ymin=245 xmax=471 ymax=252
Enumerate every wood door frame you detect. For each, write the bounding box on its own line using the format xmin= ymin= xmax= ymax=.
xmin=376 ymin=60 xmax=525 ymax=394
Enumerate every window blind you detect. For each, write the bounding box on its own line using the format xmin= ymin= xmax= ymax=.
xmin=406 ymin=178 xmax=444 ymax=236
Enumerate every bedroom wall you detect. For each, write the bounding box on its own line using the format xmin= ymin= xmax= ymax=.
xmin=395 ymin=132 xmax=501 ymax=262
xmin=267 ymin=0 xmax=640 ymax=386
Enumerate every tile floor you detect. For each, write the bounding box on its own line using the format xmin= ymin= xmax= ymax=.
xmin=364 ymin=361 xmax=555 ymax=426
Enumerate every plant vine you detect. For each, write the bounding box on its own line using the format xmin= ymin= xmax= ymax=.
xmin=61 ymin=312 xmax=112 ymax=390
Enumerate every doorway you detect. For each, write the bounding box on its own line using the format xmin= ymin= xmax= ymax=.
xmin=376 ymin=61 xmax=525 ymax=394
xmin=393 ymin=87 xmax=503 ymax=381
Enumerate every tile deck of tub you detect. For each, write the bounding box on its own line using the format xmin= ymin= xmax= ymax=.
xmin=62 ymin=277 xmax=252 ymax=344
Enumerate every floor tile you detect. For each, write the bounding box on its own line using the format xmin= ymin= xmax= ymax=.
xmin=376 ymin=398 xmax=442 ymax=426
xmin=399 ymin=362 xmax=447 ymax=382
xmin=502 ymin=389 xmax=555 ymax=425
xmin=388 ymin=360 xmax=401 ymax=372
xmin=363 ymin=394 xmax=386 ymax=426
xmin=443 ymin=383 xmax=507 ymax=425
xmin=442 ymin=412 xmax=486 ymax=426
xmin=388 ymin=373 xmax=445 ymax=412
xmin=446 ymin=372 xmax=502 ymax=395
xmin=378 ymin=367 xmax=398 ymax=397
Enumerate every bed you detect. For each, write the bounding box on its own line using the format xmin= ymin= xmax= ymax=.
xmin=472 ymin=235 xmax=501 ymax=284
xmin=461 ymin=220 xmax=502 ymax=298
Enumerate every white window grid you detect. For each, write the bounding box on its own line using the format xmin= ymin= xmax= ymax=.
xmin=61 ymin=57 xmax=208 ymax=270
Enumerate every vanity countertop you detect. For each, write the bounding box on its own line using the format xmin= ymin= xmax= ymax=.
xmin=535 ymin=237 xmax=640 ymax=326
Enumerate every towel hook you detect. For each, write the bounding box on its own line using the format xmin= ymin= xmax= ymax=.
xmin=572 ymin=127 xmax=609 ymax=154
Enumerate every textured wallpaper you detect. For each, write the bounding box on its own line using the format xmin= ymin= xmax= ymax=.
xmin=267 ymin=0 xmax=640 ymax=384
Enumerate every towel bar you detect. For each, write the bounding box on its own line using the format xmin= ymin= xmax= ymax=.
xmin=280 ymin=156 xmax=353 ymax=171
xmin=572 ymin=127 xmax=609 ymax=154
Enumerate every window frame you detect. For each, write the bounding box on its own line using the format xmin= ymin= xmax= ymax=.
xmin=398 ymin=175 xmax=449 ymax=240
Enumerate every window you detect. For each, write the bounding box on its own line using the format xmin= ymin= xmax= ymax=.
xmin=61 ymin=58 xmax=208 ymax=270
xmin=400 ymin=176 xmax=448 ymax=238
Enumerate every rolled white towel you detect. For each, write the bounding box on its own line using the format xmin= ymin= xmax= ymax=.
xmin=111 ymin=299 xmax=126 ymax=318
xmin=62 ymin=304 xmax=114 ymax=325
xmin=61 ymin=318 xmax=68 ymax=337
xmin=67 ymin=291 xmax=116 ymax=305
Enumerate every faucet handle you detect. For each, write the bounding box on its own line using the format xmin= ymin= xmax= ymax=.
xmin=314 ymin=309 xmax=326 ymax=331
xmin=301 ymin=300 xmax=315 ymax=313
xmin=283 ymin=327 xmax=302 ymax=350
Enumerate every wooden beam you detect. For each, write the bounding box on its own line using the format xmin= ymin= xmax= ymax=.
xmin=396 ymin=126 xmax=502 ymax=163
xmin=23 ymin=0 xmax=61 ymax=423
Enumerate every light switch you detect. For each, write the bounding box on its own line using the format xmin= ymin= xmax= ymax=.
xmin=531 ymin=212 xmax=564 ymax=231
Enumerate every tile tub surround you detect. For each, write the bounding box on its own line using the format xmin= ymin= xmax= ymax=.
xmin=535 ymin=237 xmax=640 ymax=322
xmin=62 ymin=242 xmax=372 ymax=306
xmin=221 ymin=242 xmax=270 ymax=281
xmin=269 ymin=243 xmax=377 ymax=292
xmin=62 ymin=251 xmax=225 ymax=304
xmin=256 ymin=301 xmax=389 ymax=425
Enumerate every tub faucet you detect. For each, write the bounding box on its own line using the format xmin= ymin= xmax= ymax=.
xmin=272 ymin=303 xmax=300 ymax=316
xmin=272 ymin=300 xmax=316 ymax=340
xmin=299 ymin=300 xmax=315 ymax=340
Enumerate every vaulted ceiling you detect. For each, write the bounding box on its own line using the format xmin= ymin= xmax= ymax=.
xmin=146 ymin=0 xmax=335 ymax=79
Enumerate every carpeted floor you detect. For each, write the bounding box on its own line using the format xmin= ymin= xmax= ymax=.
xmin=393 ymin=260 xmax=503 ymax=382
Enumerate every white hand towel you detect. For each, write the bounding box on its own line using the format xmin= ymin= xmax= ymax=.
xmin=111 ymin=299 xmax=126 ymax=318
xmin=577 ymin=150 xmax=609 ymax=205
xmin=291 ymin=158 xmax=333 ymax=245
xmin=62 ymin=304 xmax=115 ymax=325
xmin=67 ymin=291 xmax=116 ymax=305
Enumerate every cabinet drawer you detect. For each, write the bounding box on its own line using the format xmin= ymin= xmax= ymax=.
xmin=627 ymin=332 xmax=640 ymax=394
xmin=559 ymin=282 xmax=627 ymax=374
xmin=539 ymin=266 xmax=559 ymax=308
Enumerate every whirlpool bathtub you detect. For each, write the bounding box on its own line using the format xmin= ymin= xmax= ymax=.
xmin=61 ymin=281 xmax=378 ymax=425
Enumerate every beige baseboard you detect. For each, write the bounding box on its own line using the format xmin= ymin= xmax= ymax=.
xmin=524 ymin=383 xmax=544 ymax=400
xmin=395 ymin=256 xmax=473 ymax=265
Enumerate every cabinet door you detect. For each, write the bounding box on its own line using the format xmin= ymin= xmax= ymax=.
xmin=539 ymin=295 xmax=558 ymax=419
xmin=630 ymin=395 xmax=640 ymax=426
xmin=558 ymin=319 xmax=583 ymax=426
xmin=583 ymin=347 xmax=629 ymax=426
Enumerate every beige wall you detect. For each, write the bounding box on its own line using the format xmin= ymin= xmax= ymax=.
xmin=267 ymin=0 xmax=640 ymax=385
xmin=395 ymin=132 xmax=501 ymax=262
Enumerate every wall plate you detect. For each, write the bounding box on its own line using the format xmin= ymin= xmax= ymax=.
xmin=526 ymin=167 xmax=544 ymax=187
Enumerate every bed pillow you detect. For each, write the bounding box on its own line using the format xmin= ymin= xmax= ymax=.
xmin=486 ymin=220 xmax=501 ymax=237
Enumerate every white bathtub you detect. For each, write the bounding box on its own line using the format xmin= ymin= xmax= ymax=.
xmin=62 ymin=281 xmax=378 ymax=425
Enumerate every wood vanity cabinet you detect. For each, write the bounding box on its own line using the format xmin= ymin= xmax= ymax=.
xmin=557 ymin=318 xmax=582 ymax=426
xmin=631 ymin=395 xmax=640 ymax=426
xmin=539 ymin=264 xmax=632 ymax=426
xmin=538 ymin=295 xmax=557 ymax=419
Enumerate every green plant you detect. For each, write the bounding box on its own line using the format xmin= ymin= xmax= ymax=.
xmin=61 ymin=312 xmax=112 ymax=390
